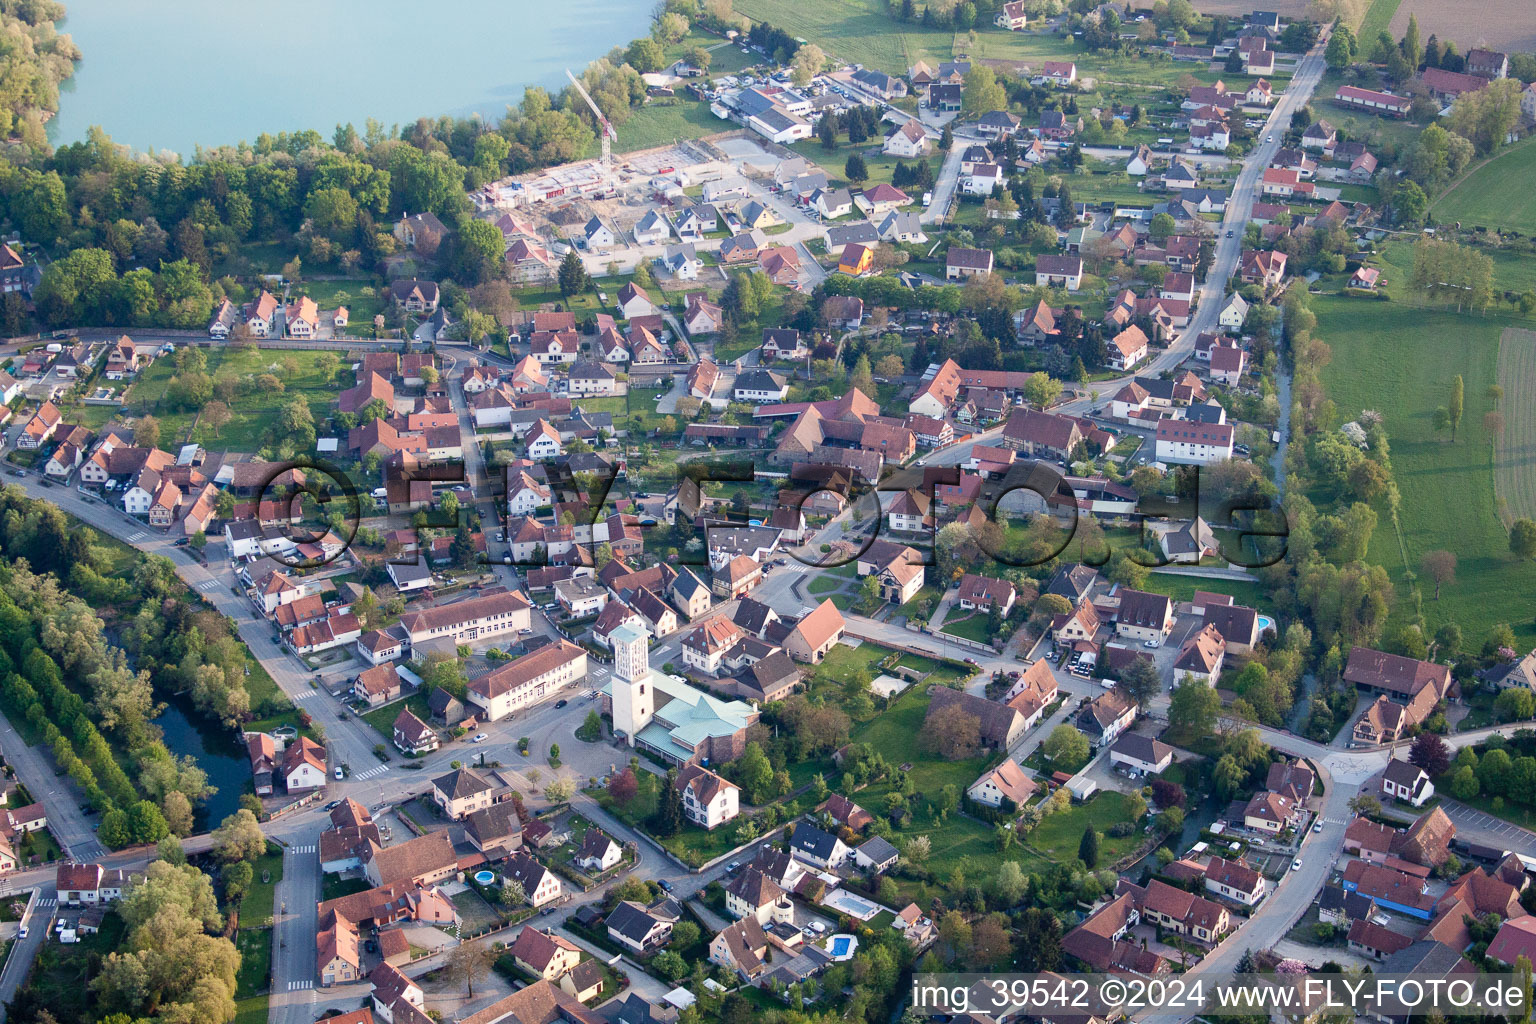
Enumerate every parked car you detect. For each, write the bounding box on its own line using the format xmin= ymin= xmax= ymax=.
xmin=1291 ymin=859 xmax=1303 ymax=871
xmin=554 ymin=699 xmax=568 ymax=709
xmin=334 ymin=767 xmax=344 ymax=780
xmin=473 ymin=733 xmax=488 ymax=743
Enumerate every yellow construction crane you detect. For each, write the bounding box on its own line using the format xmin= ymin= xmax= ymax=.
xmin=566 ymin=68 xmax=619 ymax=164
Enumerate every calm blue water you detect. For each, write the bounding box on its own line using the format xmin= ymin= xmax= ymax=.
xmin=48 ymin=0 xmax=654 ymax=156
xmin=156 ymin=697 xmax=249 ymax=830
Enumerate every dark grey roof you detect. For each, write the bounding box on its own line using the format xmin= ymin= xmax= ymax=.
xmin=606 ymin=900 xmax=666 ymax=944
xmin=434 ymin=767 xmax=496 ymax=800
xmin=1185 ymin=401 xmax=1227 ymax=424
xmin=464 ymin=803 xmax=522 ymax=846
xmin=826 ymin=223 xmax=880 ymax=248
xmin=739 ymin=651 xmax=799 ymax=698
xmin=1046 ymin=563 xmax=1098 ymax=602
xmin=790 ymin=822 xmax=842 ymax=861
xmin=1318 ymin=883 xmax=1373 ymax=921
xmin=1110 ymin=733 xmax=1173 ymax=766
xmin=732 ymin=598 xmax=779 ymax=636
xmin=857 ymin=835 xmax=900 ymax=864
xmin=734 ymin=369 xmax=786 ymax=394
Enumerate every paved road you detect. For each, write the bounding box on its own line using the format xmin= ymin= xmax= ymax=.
xmin=0 ymin=708 xmax=104 ymax=862
xmin=1059 ymin=41 xmax=1330 ymax=420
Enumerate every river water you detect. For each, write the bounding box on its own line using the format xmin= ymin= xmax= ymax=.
xmin=156 ymin=696 xmax=250 ymax=831
xmin=47 ymin=0 xmax=654 ymax=156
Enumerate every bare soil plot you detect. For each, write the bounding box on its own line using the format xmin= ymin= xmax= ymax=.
xmin=1494 ymin=327 xmax=1536 ymax=524
xmin=1388 ymin=0 xmax=1536 ymax=55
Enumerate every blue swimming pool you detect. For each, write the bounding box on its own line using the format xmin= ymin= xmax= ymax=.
xmin=1257 ymin=615 xmax=1275 ymax=633
xmin=475 ymin=870 xmax=496 ymax=885
xmin=830 ymin=936 xmax=852 ymax=957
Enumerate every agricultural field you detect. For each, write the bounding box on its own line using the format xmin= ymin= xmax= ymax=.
xmin=1310 ymin=296 xmax=1536 ymax=644
xmin=1356 ymin=0 xmax=1403 ymax=42
xmin=1494 ymin=328 xmax=1536 ymax=523
xmin=126 ymin=346 xmax=347 ymax=453
xmin=1387 ymin=0 xmax=1536 ymax=54
xmin=1430 ymin=138 xmax=1536 ymax=236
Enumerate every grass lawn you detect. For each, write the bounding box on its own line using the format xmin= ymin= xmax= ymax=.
xmin=938 ymin=611 xmax=992 ymax=644
xmin=1138 ymin=573 xmax=1265 ymax=609
xmin=788 ymin=139 xmax=938 ymax=192
xmin=233 ymin=928 xmax=272 ymax=1024
xmin=127 ymin=347 xmax=347 ymax=453
xmin=815 ymin=640 xmax=892 ymax=685
xmin=1027 ymin=790 xmax=1143 ymax=865
xmin=807 ymin=573 xmax=851 ymax=597
xmin=361 ymin=692 xmax=434 ymax=744
xmin=1310 ymin=296 xmax=1536 ymax=646
xmin=605 ymin=101 xmax=724 ymax=157
xmin=1431 ymin=137 xmax=1536 ymax=235
xmin=292 ymin=279 xmax=384 ymax=336
xmin=452 ymin=888 xmax=505 ymax=933
xmin=323 ymin=874 xmax=373 ymax=902
xmin=241 ymin=842 xmax=284 ymax=926
xmin=592 ymin=776 xmax=745 ymax=867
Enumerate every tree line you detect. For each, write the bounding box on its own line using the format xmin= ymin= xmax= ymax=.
xmin=0 ymin=487 xmax=282 ymax=846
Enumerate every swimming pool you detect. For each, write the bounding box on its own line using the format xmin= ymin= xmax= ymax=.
xmin=820 ymin=889 xmax=881 ymax=920
xmin=1257 ymin=615 xmax=1275 ymax=633
xmin=826 ymin=934 xmax=860 ymax=960
xmin=475 ymin=870 xmax=496 ymax=885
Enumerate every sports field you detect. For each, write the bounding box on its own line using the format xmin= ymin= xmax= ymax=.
xmin=1312 ymin=298 xmax=1536 ymax=644
xmin=1495 ymin=328 xmax=1536 ymax=524
xmin=1431 ymin=138 xmax=1536 ymax=235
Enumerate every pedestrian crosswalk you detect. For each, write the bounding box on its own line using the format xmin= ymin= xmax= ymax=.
xmin=36 ymin=897 xmax=55 ymax=907
xmin=286 ymin=980 xmax=313 ymax=991
xmin=354 ymin=764 xmax=390 ymax=780
xmin=126 ymin=531 xmax=147 ymax=542
xmin=195 ymin=579 xmax=221 ymax=592
xmin=291 ymin=689 xmax=318 ymax=700
xmin=288 ymin=844 xmax=316 ymax=855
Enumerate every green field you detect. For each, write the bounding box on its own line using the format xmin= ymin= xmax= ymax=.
xmin=1310 ymin=297 xmax=1536 ymax=645
xmin=1357 ymin=0 xmax=1404 ymax=39
xmin=127 ymin=347 xmax=347 ymax=453
xmin=608 ymin=100 xmax=724 ymax=156
xmin=293 ymin=279 xmax=384 ymax=335
xmin=1375 ymin=239 xmax=1536 ymax=318
xmin=1494 ymin=328 xmax=1536 ymax=523
xmin=1138 ymin=573 xmax=1266 ymax=609
xmin=787 ymin=138 xmax=937 ymax=191
xmin=736 ymin=0 xmax=958 ymax=71
xmin=1431 ymin=138 xmax=1536 ymax=235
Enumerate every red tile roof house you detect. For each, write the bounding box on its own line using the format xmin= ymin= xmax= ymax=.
xmin=1120 ymin=878 xmax=1232 ymax=944
xmin=1061 ymin=892 xmax=1167 ymax=974
xmin=956 ymin=573 xmax=1016 ymax=616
